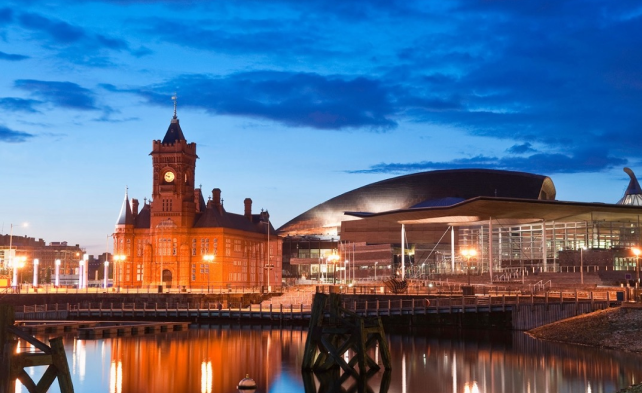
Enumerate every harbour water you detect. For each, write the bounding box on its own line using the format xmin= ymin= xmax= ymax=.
xmin=16 ymin=326 xmax=642 ymax=393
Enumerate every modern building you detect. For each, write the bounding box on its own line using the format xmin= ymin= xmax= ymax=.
xmin=278 ymin=168 xmax=642 ymax=282
xmin=112 ymin=108 xmax=281 ymax=290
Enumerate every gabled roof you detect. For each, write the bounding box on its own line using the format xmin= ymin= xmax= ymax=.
xmin=161 ymin=117 xmax=186 ymax=144
xmin=116 ymin=191 xmax=133 ymax=226
xmin=135 ymin=203 xmax=151 ymax=229
xmin=194 ymin=205 xmax=276 ymax=235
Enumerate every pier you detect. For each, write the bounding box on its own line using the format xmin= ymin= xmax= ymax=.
xmin=13 ymin=288 xmax=621 ymax=330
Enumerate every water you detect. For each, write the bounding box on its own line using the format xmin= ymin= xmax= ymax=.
xmin=15 ymin=326 xmax=642 ymax=393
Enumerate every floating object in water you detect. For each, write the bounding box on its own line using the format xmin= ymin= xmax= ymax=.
xmin=237 ymin=374 xmax=257 ymax=391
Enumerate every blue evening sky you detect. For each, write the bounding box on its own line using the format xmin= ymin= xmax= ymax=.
xmin=1 ymin=1 xmax=641 ymax=255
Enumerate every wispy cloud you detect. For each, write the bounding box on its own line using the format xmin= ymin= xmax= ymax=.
xmin=350 ymin=148 xmax=627 ymax=175
xmin=0 ymin=97 xmax=41 ymax=113
xmin=0 ymin=125 xmax=34 ymax=143
xmin=0 ymin=50 xmax=28 ymax=61
xmin=14 ymin=79 xmax=97 ymax=110
xmin=134 ymin=72 xmax=397 ymax=130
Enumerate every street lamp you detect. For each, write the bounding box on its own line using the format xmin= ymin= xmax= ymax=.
xmin=55 ymin=259 xmax=61 ymax=287
xmin=33 ymin=259 xmax=39 ymax=288
xmin=633 ymin=248 xmax=641 ymax=286
xmin=461 ymin=249 xmax=477 ymax=286
xmin=203 ymin=254 xmax=215 ymax=292
xmin=580 ymin=246 xmax=587 ymax=285
xmin=327 ymin=254 xmax=340 ymax=285
xmin=344 ymin=260 xmax=349 ymax=284
xmin=103 ymin=261 xmax=110 ymax=289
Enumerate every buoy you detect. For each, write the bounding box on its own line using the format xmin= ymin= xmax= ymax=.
xmin=237 ymin=374 xmax=257 ymax=391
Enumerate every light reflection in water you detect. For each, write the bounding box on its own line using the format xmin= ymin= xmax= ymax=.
xmin=17 ymin=327 xmax=642 ymax=393
xmin=200 ymin=361 xmax=213 ymax=393
xmin=464 ymin=381 xmax=480 ymax=393
xmin=110 ymin=361 xmax=122 ymax=393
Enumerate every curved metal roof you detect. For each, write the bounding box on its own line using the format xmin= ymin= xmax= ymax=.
xmin=277 ymin=168 xmax=556 ymax=236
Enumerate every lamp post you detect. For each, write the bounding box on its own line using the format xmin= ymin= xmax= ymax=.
xmin=203 ymin=254 xmax=215 ymax=292
xmin=633 ymin=248 xmax=641 ymax=285
xmin=327 ymin=254 xmax=339 ymax=285
xmin=344 ymin=260 xmax=349 ymax=284
xmin=103 ymin=261 xmax=109 ymax=289
xmin=461 ymin=249 xmax=477 ymax=286
xmin=33 ymin=259 xmax=39 ymax=288
xmin=580 ymin=247 xmax=587 ymax=285
xmin=55 ymin=259 xmax=61 ymax=287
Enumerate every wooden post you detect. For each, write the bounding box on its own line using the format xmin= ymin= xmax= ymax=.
xmin=1 ymin=305 xmax=74 ymax=393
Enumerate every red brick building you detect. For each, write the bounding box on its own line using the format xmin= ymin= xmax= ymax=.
xmin=113 ymin=111 xmax=281 ymax=290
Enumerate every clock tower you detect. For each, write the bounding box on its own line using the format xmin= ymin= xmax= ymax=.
xmin=149 ymin=106 xmax=198 ymax=228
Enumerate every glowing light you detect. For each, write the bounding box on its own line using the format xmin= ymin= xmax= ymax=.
xmin=463 ymin=381 xmax=480 ymax=393
xmin=110 ymin=361 xmax=122 ymax=393
xmin=201 ymin=361 xmax=213 ymax=393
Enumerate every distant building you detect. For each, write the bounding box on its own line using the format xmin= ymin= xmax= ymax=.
xmin=0 ymin=235 xmax=84 ymax=286
xmin=112 ymin=108 xmax=281 ymax=290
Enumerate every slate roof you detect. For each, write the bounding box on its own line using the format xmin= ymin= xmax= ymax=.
xmin=134 ymin=203 xmax=151 ymax=229
xmin=194 ymin=205 xmax=276 ymax=235
xmin=116 ymin=192 xmax=133 ymax=226
xmin=161 ymin=117 xmax=186 ymax=144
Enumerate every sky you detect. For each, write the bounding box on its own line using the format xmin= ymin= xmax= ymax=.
xmin=1 ymin=0 xmax=642 ymax=255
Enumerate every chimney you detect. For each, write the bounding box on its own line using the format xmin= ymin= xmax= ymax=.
xmin=131 ymin=199 xmax=139 ymax=220
xmin=212 ymin=188 xmax=222 ymax=213
xmin=194 ymin=189 xmax=202 ymax=211
xmin=244 ymin=198 xmax=252 ymax=221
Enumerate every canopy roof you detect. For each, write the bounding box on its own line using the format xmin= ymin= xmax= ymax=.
xmin=346 ymin=196 xmax=642 ymax=226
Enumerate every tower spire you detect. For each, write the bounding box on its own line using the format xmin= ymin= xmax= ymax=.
xmin=171 ymin=93 xmax=178 ymax=119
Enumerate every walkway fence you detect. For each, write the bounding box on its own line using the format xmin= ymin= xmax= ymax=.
xmin=14 ymin=289 xmax=621 ymax=330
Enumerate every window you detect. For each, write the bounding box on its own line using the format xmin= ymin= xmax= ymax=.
xmin=192 ymin=239 xmax=197 ymax=256
xmin=201 ymin=238 xmax=209 ymax=255
xmin=137 ymin=240 xmax=143 ymax=257
xmin=136 ymin=264 xmax=143 ymax=281
xmin=162 ymin=199 xmax=173 ymax=212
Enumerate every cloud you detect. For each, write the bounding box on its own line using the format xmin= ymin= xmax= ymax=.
xmin=139 ymin=17 xmax=335 ymax=60
xmin=507 ymin=142 xmax=536 ymax=154
xmin=14 ymin=79 xmax=97 ymax=110
xmin=135 ymin=72 xmax=397 ymax=130
xmin=0 ymin=7 xmax=13 ymax=23
xmin=18 ymin=12 xmax=86 ymax=43
xmin=12 ymin=10 xmax=133 ymax=62
xmin=0 ymin=125 xmax=34 ymax=143
xmin=0 ymin=51 xmax=29 ymax=61
xmin=350 ymin=148 xmax=627 ymax=175
xmin=0 ymin=97 xmax=41 ymax=113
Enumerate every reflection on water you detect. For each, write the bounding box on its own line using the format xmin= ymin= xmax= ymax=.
xmin=17 ymin=326 xmax=642 ymax=393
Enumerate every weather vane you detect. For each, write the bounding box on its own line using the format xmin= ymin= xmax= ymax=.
xmin=171 ymin=93 xmax=178 ymax=118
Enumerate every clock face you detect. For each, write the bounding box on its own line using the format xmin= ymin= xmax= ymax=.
xmin=164 ymin=171 xmax=175 ymax=183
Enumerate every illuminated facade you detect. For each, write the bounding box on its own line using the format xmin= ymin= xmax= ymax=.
xmin=281 ymin=168 xmax=642 ymax=280
xmin=113 ymin=110 xmax=281 ymax=289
